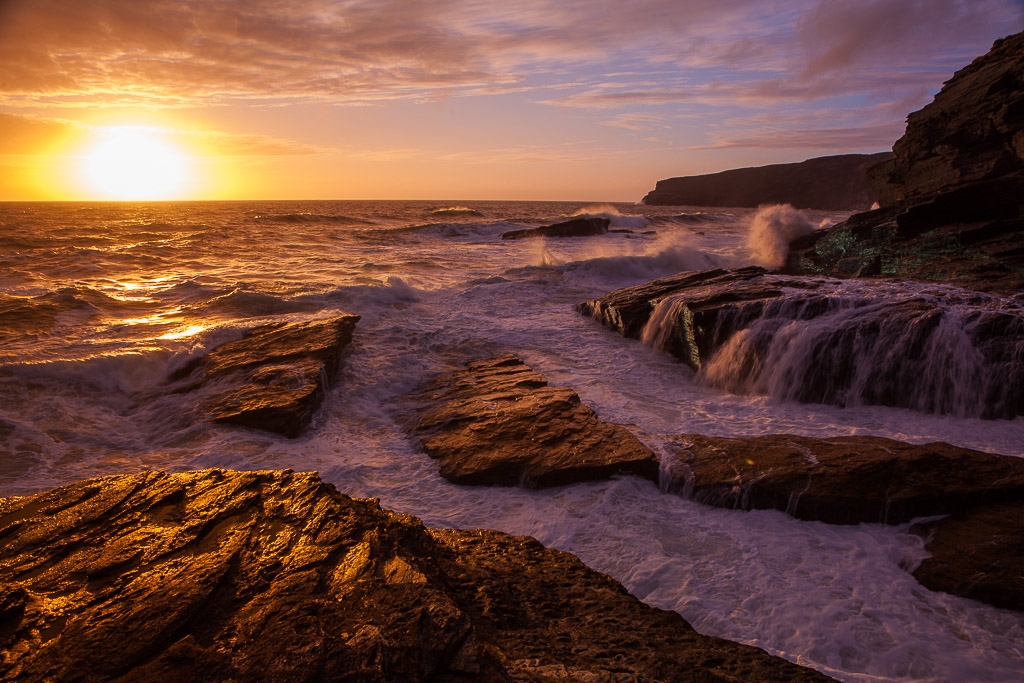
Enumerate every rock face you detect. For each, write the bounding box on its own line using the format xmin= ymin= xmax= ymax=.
xmin=786 ymin=33 xmax=1024 ymax=295
xmin=0 ymin=469 xmax=828 ymax=682
xmin=642 ymin=153 xmax=892 ymax=210
xmin=913 ymin=501 xmax=1024 ymax=612
xmin=406 ymin=354 xmax=659 ymax=487
xmin=170 ymin=314 xmax=359 ymax=438
xmin=577 ymin=267 xmax=1024 ymax=418
xmin=663 ymin=433 xmax=1024 ymax=525
xmin=501 ymin=216 xmax=609 ymax=240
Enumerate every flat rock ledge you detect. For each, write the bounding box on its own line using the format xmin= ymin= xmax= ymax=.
xmin=405 ymin=354 xmax=659 ymax=487
xmin=0 ymin=469 xmax=828 ymax=682
xmin=170 ymin=314 xmax=359 ymax=438
xmin=501 ymin=216 xmax=610 ymax=240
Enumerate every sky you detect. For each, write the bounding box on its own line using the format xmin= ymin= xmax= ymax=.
xmin=0 ymin=0 xmax=1021 ymax=201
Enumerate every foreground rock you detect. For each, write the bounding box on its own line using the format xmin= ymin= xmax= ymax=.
xmin=642 ymin=153 xmax=892 ymax=210
xmin=577 ymin=267 xmax=1024 ymax=418
xmin=663 ymin=434 xmax=1024 ymax=525
xmin=786 ymin=32 xmax=1024 ymax=294
xmin=170 ymin=314 xmax=359 ymax=438
xmin=501 ymin=216 xmax=609 ymax=240
xmin=913 ymin=501 xmax=1024 ymax=612
xmin=0 ymin=469 xmax=828 ymax=681
xmin=406 ymin=354 xmax=659 ymax=486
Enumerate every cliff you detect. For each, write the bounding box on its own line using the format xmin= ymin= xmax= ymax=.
xmin=642 ymin=153 xmax=892 ymax=210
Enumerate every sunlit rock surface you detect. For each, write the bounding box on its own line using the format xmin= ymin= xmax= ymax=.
xmin=641 ymin=153 xmax=892 ymax=210
xmin=663 ymin=434 xmax=1024 ymax=525
xmin=405 ymin=354 xmax=659 ymax=486
xmin=913 ymin=501 xmax=1024 ymax=612
xmin=170 ymin=314 xmax=359 ymax=437
xmin=578 ymin=268 xmax=1024 ymax=418
xmin=501 ymin=216 xmax=609 ymax=240
xmin=787 ymin=32 xmax=1024 ymax=295
xmin=0 ymin=469 xmax=829 ymax=682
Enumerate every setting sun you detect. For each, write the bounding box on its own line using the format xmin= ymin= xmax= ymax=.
xmin=79 ymin=127 xmax=190 ymax=200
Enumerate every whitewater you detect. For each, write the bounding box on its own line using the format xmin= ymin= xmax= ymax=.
xmin=1 ymin=199 xmax=1022 ymax=681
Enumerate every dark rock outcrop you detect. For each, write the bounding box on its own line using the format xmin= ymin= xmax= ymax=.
xmin=577 ymin=268 xmax=1024 ymax=418
xmin=0 ymin=469 xmax=829 ymax=682
xmin=171 ymin=315 xmax=359 ymax=438
xmin=663 ymin=434 xmax=1024 ymax=525
xmin=501 ymin=217 xmax=609 ymax=240
xmin=786 ymin=32 xmax=1024 ymax=294
xmin=405 ymin=354 xmax=659 ymax=487
xmin=642 ymin=153 xmax=892 ymax=210
xmin=913 ymin=501 xmax=1024 ymax=612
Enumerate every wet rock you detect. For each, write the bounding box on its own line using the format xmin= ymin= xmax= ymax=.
xmin=0 ymin=469 xmax=829 ymax=682
xmin=171 ymin=314 xmax=359 ymax=437
xmin=913 ymin=501 xmax=1024 ymax=612
xmin=664 ymin=434 xmax=1024 ymax=525
xmin=501 ymin=216 xmax=609 ymax=240
xmin=786 ymin=33 xmax=1024 ymax=295
xmin=405 ymin=354 xmax=659 ymax=487
xmin=642 ymin=153 xmax=892 ymax=210
xmin=578 ymin=268 xmax=1024 ymax=418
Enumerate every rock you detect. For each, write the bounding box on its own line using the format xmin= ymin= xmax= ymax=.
xmin=0 ymin=469 xmax=829 ymax=681
xmin=869 ymin=32 xmax=1024 ymax=206
xmin=786 ymin=32 xmax=1024 ymax=295
xmin=913 ymin=501 xmax=1024 ymax=612
xmin=501 ymin=217 xmax=609 ymax=240
xmin=405 ymin=354 xmax=660 ymax=487
xmin=663 ymin=434 xmax=1024 ymax=525
xmin=170 ymin=315 xmax=359 ymax=438
xmin=578 ymin=268 xmax=1024 ymax=418
xmin=642 ymin=153 xmax=892 ymax=210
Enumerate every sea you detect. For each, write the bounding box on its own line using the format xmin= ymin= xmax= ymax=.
xmin=1 ymin=199 xmax=1022 ymax=682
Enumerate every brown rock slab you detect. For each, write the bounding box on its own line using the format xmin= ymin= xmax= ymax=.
xmin=665 ymin=434 xmax=1024 ymax=525
xmin=406 ymin=354 xmax=660 ymax=487
xmin=501 ymin=216 xmax=610 ymax=240
xmin=171 ymin=314 xmax=359 ymax=437
xmin=913 ymin=501 xmax=1024 ymax=612
xmin=0 ymin=469 xmax=829 ymax=682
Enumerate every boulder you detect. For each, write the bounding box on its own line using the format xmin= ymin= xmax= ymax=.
xmin=663 ymin=434 xmax=1024 ymax=525
xmin=578 ymin=268 xmax=1024 ymax=418
xmin=786 ymin=32 xmax=1024 ymax=295
xmin=0 ymin=469 xmax=829 ymax=682
xmin=170 ymin=314 xmax=359 ymax=438
xmin=405 ymin=354 xmax=659 ymax=487
xmin=501 ymin=216 xmax=609 ymax=240
xmin=642 ymin=153 xmax=892 ymax=210
xmin=912 ymin=501 xmax=1024 ymax=612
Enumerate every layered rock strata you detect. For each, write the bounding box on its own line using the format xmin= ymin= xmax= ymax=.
xmin=0 ymin=469 xmax=828 ymax=681
xmin=405 ymin=354 xmax=659 ymax=487
xmin=642 ymin=153 xmax=892 ymax=210
xmin=170 ymin=314 xmax=359 ymax=438
xmin=786 ymin=32 xmax=1024 ymax=294
xmin=577 ymin=267 xmax=1024 ymax=418
xmin=501 ymin=216 xmax=609 ymax=240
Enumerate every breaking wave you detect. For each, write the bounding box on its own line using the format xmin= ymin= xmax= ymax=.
xmin=747 ymin=204 xmax=815 ymax=269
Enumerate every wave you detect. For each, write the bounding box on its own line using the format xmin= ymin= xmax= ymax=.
xmin=428 ymin=206 xmax=484 ymax=217
xmin=746 ymin=204 xmax=815 ymax=269
xmin=572 ymin=205 xmax=651 ymax=230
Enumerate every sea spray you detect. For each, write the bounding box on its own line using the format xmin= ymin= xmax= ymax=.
xmin=747 ymin=204 xmax=814 ymax=269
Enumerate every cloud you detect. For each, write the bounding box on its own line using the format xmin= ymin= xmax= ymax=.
xmin=692 ymin=122 xmax=905 ymax=151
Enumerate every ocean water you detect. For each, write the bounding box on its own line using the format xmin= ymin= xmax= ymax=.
xmin=1 ymin=199 xmax=1022 ymax=681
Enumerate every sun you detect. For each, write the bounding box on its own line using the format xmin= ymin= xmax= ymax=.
xmin=79 ymin=126 xmax=190 ymax=200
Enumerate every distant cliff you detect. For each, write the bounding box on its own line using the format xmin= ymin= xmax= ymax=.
xmin=642 ymin=152 xmax=893 ymax=210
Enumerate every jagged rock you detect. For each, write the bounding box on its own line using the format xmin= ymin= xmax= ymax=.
xmin=642 ymin=153 xmax=892 ymax=210
xmin=405 ymin=354 xmax=659 ymax=487
xmin=578 ymin=268 xmax=1024 ymax=418
xmin=170 ymin=314 xmax=359 ymax=438
xmin=913 ymin=501 xmax=1024 ymax=612
xmin=501 ymin=217 xmax=609 ymax=240
xmin=786 ymin=33 xmax=1024 ymax=294
xmin=869 ymin=32 xmax=1024 ymax=206
xmin=0 ymin=469 xmax=829 ymax=682
xmin=663 ymin=434 xmax=1024 ymax=525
